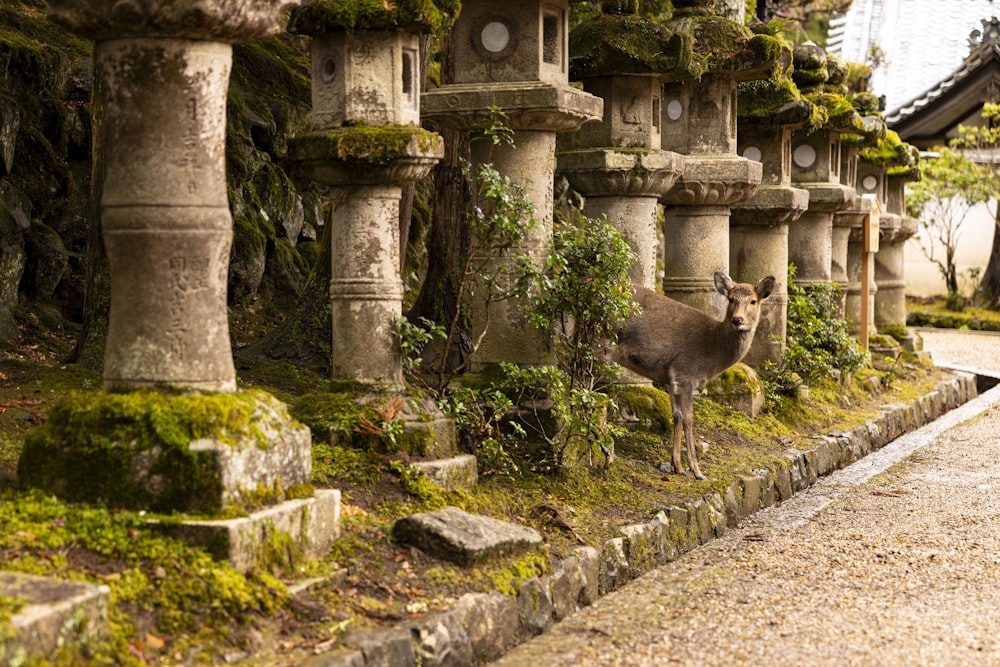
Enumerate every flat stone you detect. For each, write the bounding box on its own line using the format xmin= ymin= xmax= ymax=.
xmin=391 ymin=506 xmax=543 ymax=567
xmin=411 ymin=454 xmax=478 ymax=490
xmin=151 ymin=489 xmax=341 ymax=573
xmin=0 ymin=571 xmax=109 ymax=665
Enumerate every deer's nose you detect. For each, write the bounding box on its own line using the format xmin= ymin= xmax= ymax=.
xmin=731 ymin=316 xmax=745 ymax=327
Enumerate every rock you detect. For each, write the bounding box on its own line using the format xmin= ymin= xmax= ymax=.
xmin=0 ymin=93 xmax=20 ymax=175
xmin=23 ymin=221 xmax=68 ymax=300
xmin=391 ymin=506 xmax=543 ymax=567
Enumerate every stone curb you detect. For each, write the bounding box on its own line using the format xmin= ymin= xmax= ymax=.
xmin=303 ymin=372 xmax=978 ymax=667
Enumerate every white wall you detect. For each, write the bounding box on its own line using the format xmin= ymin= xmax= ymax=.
xmin=903 ymin=198 xmax=996 ymax=297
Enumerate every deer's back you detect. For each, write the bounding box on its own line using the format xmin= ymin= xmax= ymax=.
xmin=616 ymin=287 xmax=745 ymax=386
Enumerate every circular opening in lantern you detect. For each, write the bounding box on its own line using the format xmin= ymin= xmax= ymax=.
xmin=793 ymin=144 xmax=816 ymax=168
xmin=481 ymin=21 xmax=511 ymax=53
xmin=666 ymin=99 xmax=683 ymax=121
xmin=862 ymin=175 xmax=878 ymax=191
xmin=743 ymin=146 xmax=762 ymax=162
xmin=321 ymin=58 xmax=337 ymax=84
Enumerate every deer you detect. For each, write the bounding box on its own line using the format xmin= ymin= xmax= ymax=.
xmin=613 ymin=270 xmax=776 ymax=480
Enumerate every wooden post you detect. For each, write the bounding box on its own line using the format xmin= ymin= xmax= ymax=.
xmin=860 ymin=194 xmax=880 ymax=350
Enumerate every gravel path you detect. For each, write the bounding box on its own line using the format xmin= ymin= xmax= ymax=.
xmin=492 ymin=331 xmax=1000 ymax=667
xmin=917 ymin=327 xmax=1000 ymax=372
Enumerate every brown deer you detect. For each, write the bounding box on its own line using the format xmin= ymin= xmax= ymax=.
xmin=614 ymin=271 xmax=776 ymax=480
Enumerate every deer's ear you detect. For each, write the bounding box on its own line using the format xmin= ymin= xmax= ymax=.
xmin=756 ymin=276 xmax=776 ymax=300
xmin=713 ymin=271 xmax=734 ymax=295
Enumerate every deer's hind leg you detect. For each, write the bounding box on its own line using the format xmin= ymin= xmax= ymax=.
xmin=669 ymin=379 xmax=705 ymax=479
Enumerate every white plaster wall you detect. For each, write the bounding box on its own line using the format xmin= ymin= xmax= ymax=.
xmin=903 ymin=198 xmax=996 ymax=297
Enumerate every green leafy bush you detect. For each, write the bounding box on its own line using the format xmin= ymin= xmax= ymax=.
xmin=762 ymin=265 xmax=868 ymax=397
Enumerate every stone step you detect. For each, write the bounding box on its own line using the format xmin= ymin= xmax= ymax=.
xmin=392 ymin=506 xmax=543 ymax=567
xmin=411 ymin=454 xmax=478 ymax=490
xmin=150 ymin=489 xmax=341 ymax=573
xmin=0 ymin=571 xmax=109 ymax=665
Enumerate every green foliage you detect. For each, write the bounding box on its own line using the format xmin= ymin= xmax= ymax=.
xmin=530 ymin=216 xmax=638 ymax=391
xmin=761 ymin=266 xmax=867 ymax=399
xmin=0 ymin=488 xmax=285 ymax=663
xmin=905 ymin=146 xmax=996 ymax=295
xmin=397 ymin=108 xmax=538 ymax=396
xmin=436 ymin=383 xmax=523 ymax=477
xmin=496 ymin=363 xmax=623 ymax=470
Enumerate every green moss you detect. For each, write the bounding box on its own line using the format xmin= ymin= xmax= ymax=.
xmin=612 ymin=385 xmax=673 ymax=433
xmin=668 ymin=15 xmax=781 ymax=77
xmin=806 ymin=92 xmax=865 ymax=133
xmin=0 ymin=488 xmax=287 ymax=661
xmin=859 ymin=129 xmax=917 ymax=167
xmin=289 ymin=125 xmax=442 ymax=167
xmin=488 ymin=551 xmax=551 ymax=597
xmin=568 ymin=14 xmax=696 ymax=79
xmin=288 ymin=0 xmax=459 ymax=35
xmin=17 ymin=389 xmax=300 ymax=515
xmin=737 ymin=77 xmax=819 ymax=129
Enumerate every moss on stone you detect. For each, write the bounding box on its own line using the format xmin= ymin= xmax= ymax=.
xmin=668 ymin=14 xmax=781 ymax=78
xmin=289 ymin=125 xmax=442 ymax=167
xmin=612 ymin=385 xmax=673 ymax=433
xmin=568 ymin=14 xmax=695 ymax=79
xmin=860 ymin=129 xmax=918 ymax=167
xmin=288 ymin=0 xmax=459 ymax=35
xmin=17 ymin=389 xmax=297 ymax=515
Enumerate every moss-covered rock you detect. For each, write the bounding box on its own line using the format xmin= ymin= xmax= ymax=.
xmin=288 ymin=0 xmax=459 ymax=35
xmin=568 ymin=13 xmax=695 ymax=79
xmin=18 ymin=389 xmax=312 ymax=515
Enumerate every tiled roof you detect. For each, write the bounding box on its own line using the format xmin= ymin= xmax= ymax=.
xmin=827 ymin=0 xmax=999 ymax=117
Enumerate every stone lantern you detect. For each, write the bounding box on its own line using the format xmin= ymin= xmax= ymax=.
xmin=788 ymin=43 xmax=860 ymax=289
xmin=877 ymin=144 xmax=922 ymax=350
xmin=557 ymin=5 xmax=692 ymax=288
xmin=20 ymin=0 xmax=340 ymax=573
xmin=658 ymin=0 xmax=782 ymax=314
xmin=834 ymin=90 xmax=885 ymax=325
xmin=422 ymin=0 xmax=603 ymax=369
xmin=287 ymin=4 xmax=445 ymax=388
xmin=732 ymin=63 xmax=812 ymax=365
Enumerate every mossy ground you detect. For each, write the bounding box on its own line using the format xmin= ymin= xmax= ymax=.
xmin=906 ymin=295 xmax=1000 ymax=331
xmin=0 ymin=302 xmax=969 ymax=665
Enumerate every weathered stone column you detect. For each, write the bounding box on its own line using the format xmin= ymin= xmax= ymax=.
xmin=422 ymin=0 xmax=602 ymax=368
xmin=878 ymin=163 xmax=922 ymax=349
xmin=732 ymin=76 xmax=811 ymax=365
xmin=658 ymin=1 xmax=780 ymax=314
xmin=838 ymin=98 xmax=885 ymax=327
xmin=787 ymin=44 xmax=858 ymax=288
xmin=558 ymin=6 xmax=691 ymax=288
xmin=287 ymin=8 xmax=444 ymax=388
xmin=44 ymin=3 xmax=299 ymax=391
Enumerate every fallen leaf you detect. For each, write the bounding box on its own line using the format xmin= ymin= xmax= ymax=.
xmin=145 ymin=632 xmax=165 ymax=650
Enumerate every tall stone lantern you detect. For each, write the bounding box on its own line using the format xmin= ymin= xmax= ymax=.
xmin=557 ymin=4 xmax=693 ymax=289
xmin=45 ymin=1 xmax=314 ymax=393
xmin=658 ymin=0 xmax=781 ymax=313
xmin=287 ymin=4 xmax=446 ymax=388
xmin=788 ymin=43 xmax=861 ymax=289
xmin=20 ymin=0 xmax=341 ymax=573
xmin=877 ymin=140 xmax=922 ymax=350
xmin=732 ymin=63 xmax=812 ymax=365
xmin=422 ymin=0 xmax=603 ymax=369
xmin=833 ymin=89 xmax=885 ymax=323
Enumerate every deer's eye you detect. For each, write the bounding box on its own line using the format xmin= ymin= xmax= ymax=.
xmin=751 ymin=299 xmax=757 ymax=305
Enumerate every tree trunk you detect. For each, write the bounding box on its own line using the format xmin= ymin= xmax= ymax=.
xmin=237 ymin=218 xmax=332 ymax=373
xmin=407 ymin=128 xmax=471 ymax=333
xmin=66 ymin=63 xmax=109 ymax=371
xmin=980 ymin=213 xmax=1000 ymax=309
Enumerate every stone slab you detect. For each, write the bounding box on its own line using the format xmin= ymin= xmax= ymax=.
xmin=411 ymin=454 xmax=478 ymax=490
xmin=151 ymin=489 xmax=341 ymax=573
xmin=0 ymin=571 xmax=109 ymax=665
xmin=391 ymin=506 xmax=543 ymax=567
